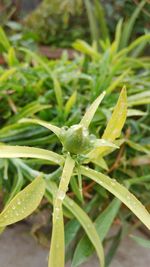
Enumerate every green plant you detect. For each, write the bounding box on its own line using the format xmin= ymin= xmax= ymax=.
xmin=0 ymin=87 xmax=150 ymax=267
xmin=0 ymin=25 xmax=150 ymax=266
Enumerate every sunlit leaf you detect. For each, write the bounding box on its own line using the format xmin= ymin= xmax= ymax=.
xmin=49 ymin=155 xmax=75 ymax=267
xmin=46 ymin=181 xmax=104 ymax=267
xmin=0 ymin=68 xmax=16 ymax=84
xmin=88 ymin=87 xmax=127 ymax=159
xmin=0 ymin=145 xmax=64 ymax=165
xmin=19 ymin=118 xmax=61 ymax=138
xmin=65 ymin=91 xmax=77 ymax=117
xmin=0 ymin=176 xmax=45 ymax=226
xmin=80 ymin=166 xmax=150 ymax=230
xmin=80 ymin=91 xmax=105 ymax=128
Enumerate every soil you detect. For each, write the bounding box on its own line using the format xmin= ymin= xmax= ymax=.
xmin=0 ymin=223 xmax=149 ymax=267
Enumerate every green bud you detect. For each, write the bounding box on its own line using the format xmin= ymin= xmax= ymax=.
xmin=60 ymin=125 xmax=94 ymax=155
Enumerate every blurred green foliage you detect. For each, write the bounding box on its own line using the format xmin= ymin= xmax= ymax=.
xmin=23 ymin=0 xmax=150 ymax=47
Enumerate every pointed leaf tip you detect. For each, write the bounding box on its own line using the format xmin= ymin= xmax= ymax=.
xmin=80 ymin=91 xmax=106 ymax=128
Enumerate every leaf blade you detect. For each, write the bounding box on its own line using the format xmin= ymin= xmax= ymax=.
xmin=0 ymin=145 xmax=64 ymax=165
xmin=80 ymin=166 xmax=150 ymax=230
xmin=49 ymin=155 xmax=75 ymax=267
xmin=80 ymin=91 xmax=106 ymax=128
xmin=0 ymin=176 xmax=45 ymax=226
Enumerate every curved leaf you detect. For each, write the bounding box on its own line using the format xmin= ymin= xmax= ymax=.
xmin=80 ymin=166 xmax=150 ymax=230
xmin=19 ymin=118 xmax=61 ymax=138
xmin=72 ymin=199 xmax=120 ymax=267
xmin=0 ymin=176 xmax=45 ymax=226
xmin=0 ymin=145 xmax=64 ymax=165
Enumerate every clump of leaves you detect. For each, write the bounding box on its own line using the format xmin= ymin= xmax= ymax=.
xmin=0 ymin=87 xmax=150 ymax=267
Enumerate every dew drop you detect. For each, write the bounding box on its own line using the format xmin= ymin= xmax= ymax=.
xmin=17 ymin=200 xmax=21 ymax=205
xmin=12 ymin=206 xmax=16 ymax=210
xmin=127 ymin=196 xmax=130 ymax=201
xmin=69 ymin=201 xmax=73 ymax=207
xmin=56 ymin=244 xmax=60 ymax=249
xmin=57 ymin=191 xmax=65 ymax=201
xmin=110 ymin=179 xmax=116 ymax=186
xmin=87 ymin=224 xmax=91 ymax=229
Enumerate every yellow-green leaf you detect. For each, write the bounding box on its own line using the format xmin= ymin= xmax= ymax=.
xmin=49 ymin=155 xmax=75 ymax=267
xmin=81 ymin=166 xmax=150 ymax=230
xmin=88 ymin=87 xmax=127 ymax=159
xmin=0 ymin=145 xmax=64 ymax=165
xmin=0 ymin=68 xmax=16 ymax=83
xmin=80 ymin=91 xmax=106 ymax=128
xmin=64 ymin=91 xmax=77 ymax=117
xmin=103 ymin=87 xmax=127 ymax=140
xmin=19 ymin=118 xmax=61 ymax=138
xmin=0 ymin=176 xmax=45 ymax=227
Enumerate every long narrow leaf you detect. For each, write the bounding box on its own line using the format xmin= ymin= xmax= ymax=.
xmin=0 ymin=145 xmax=64 ymax=165
xmin=49 ymin=155 xmax=75 ymax=267
xmin=19 ymin=118 xmax=61 ymax=138
xmin=80 ymin=166 xmax=150 ymax=230
xmin=88 ymin=87 xmax=127 ymax=159
xmin=72 ymin=198 xmax=121 ymax=267
xmin=80 ymin=91 xmax=105 ymax=128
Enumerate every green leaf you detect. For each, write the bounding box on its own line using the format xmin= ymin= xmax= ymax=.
xmin=0 ymin=27 xmax=11 ymax=51
xmin=94 ymin=139 xmax=119 ymax=149
xmin=94 ymin=0 xmax=109 ymax=42
xmin=46 ymin=181 xmax=104 ymax=267
xmin=126 ymin=140 xmax=150 ymax=155
xmin=72 ymin=198 xmax=121 ymax=267
xmin=103 ymin=87 xmax=127 ymax=140
xmin=64 ymin=91 xmax=77 ymax=117
xmin=49 ymin=155 xmax=75 ymax=267
xmin=64 ymin=198 xmax=105 ymax=267
xmin=80 ymin=91 xmax=106 ymax=128
xmin=131 ymin=235 xmax=150 ymax=249
xmin=72 ymin=40 xmax=99 ymax=58
xmin=84 ymin=0 xmax=99 ymax=43
xmin=120 ymin=0 xmax=146 ymax=48
xmin=0 ymin=145 xmax=64 ymax=165
xmin=13 ymin=159 xmax=105 ymax=267
xmin=106 ymin=70 xmax=130 ymax=94
xmin=80 ymin=166 xmax=150 ymax=230
xmin=88 ymin=87 xmax=127 ymax=159
xmin=0 ymin=176 xmax=45 ymax=226
xmin=8 ymin=102 xmax=51 ymax=124
xmin=0 ymin=68 xmax=17 ymax=84
xmin=19 ymin=118 xmax=61 ymax=138
xmin=51 ymin=74 xmax=63 ymax=111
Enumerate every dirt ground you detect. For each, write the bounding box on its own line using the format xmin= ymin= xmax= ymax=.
xmin=0 ymin=223 xmax=149 ymax=267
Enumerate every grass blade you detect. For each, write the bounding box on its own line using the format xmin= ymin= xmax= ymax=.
xmin=120 ymin=0 xmax=146 ymax=48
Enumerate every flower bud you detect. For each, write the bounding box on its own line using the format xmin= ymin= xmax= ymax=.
xmin=60 ymin=125 xmax=93 ymax=154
